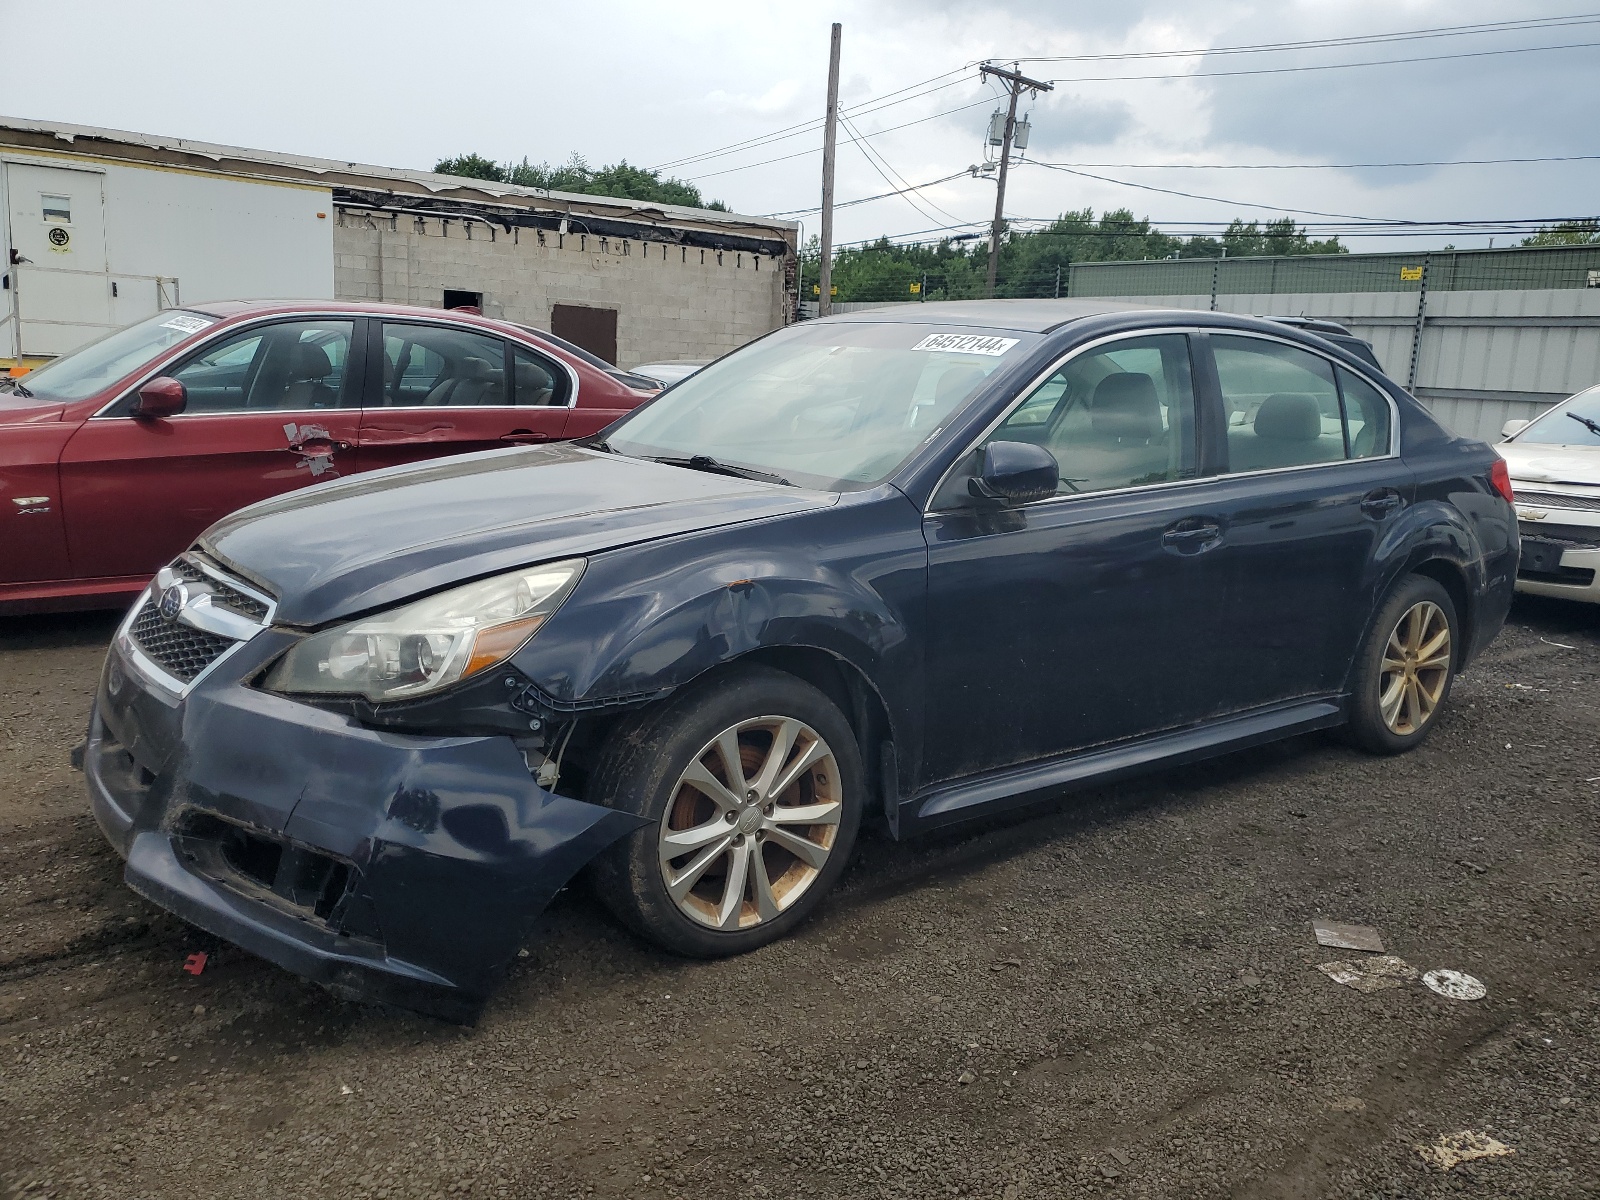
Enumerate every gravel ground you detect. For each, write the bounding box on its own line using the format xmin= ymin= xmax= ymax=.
xmin=1 ymin=598 xmax=1597 ymax=1200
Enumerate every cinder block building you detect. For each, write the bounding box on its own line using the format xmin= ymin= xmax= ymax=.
xmin=0 ymin=117 xmax=798 ymax=368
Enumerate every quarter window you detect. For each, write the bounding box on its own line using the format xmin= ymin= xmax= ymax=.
xmin=982 ymin=334 xmax=1199 ymax=496
xmin=1336 ymin=366 xmax=1392 ymax=458
xmin=167 ymin=320 xmax=354 ymax=414
xmin=1215 ymin=336 xmax=1349 ymax=471
xmin=380 ymin=323 xmax=509 ymax=407
xmin=511 ymin=345 xmax=571 ymax=406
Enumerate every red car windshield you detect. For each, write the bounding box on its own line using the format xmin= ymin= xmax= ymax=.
xmin=7 ymin=310 xmax=217 ymax=402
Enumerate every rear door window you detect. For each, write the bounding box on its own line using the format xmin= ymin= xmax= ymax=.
xmin=1214 ymin=336 xmax=1349 ymax=472
xmin=379 ymin=323 xmax=510 ymax=407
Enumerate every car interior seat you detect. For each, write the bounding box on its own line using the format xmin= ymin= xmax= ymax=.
xmin=1230 ymin=392 xmax=1342 ymax=470
xmin=513 ymin=358 xmax=556 ymax=406
xmin=1056 ymin=372 xmax=1172 ymax=490
xmin=278 ymin=342 xmax=337 ymax=409
xmin=424 ymin=356 xmax=504 ymax=407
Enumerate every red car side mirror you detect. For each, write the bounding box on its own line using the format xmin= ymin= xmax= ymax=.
xmin=133 ymin=377 xmax=187 ymax=419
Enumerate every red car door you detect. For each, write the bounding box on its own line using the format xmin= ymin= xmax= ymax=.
xmin=58 ymin=317 xmax=364 ymax=579
xmin=356 ymin=320 xmax=569 ymax=471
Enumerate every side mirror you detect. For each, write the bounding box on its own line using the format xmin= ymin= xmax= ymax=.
xmin=133 ymin=377 xmax=187 ymax=419
xmin=1500 ymin=418 xmax=1530 ymax=440
xmin=968 ymin=441 xmax=1059 ymax=505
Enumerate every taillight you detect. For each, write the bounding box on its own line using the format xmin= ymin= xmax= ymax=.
xmin=1489 ymin=457 xmax=1515 ymax=503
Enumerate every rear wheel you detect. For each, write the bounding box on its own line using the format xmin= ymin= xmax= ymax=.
xmin=589 ymin=665 xmax=864 ymax=957
xmin=1343 ymin=575 xmax=1458 ymax=754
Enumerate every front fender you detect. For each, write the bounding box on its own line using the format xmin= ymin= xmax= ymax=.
xmin=510 ymin=491 xmax=929 ymax=775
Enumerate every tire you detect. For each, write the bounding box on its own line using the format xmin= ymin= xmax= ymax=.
xmin=588 ymin=664 xmax=865 ymax=957
xmin=1342 ymin=574 xmax=1459 ymax=755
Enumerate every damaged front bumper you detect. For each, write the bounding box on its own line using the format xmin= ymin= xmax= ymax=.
xmin=85 ymin=601 xmax=644 ymax=1022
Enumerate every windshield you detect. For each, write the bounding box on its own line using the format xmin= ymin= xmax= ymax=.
xmin=1516 ymin=385 xmax=1600 ymax=446
xmin=4 ymin=310 xmax=217 ymax=402
xmin=604 ymin=322 xmax=1038 ymax=490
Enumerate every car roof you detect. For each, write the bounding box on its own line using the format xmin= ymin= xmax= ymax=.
xmin=816 ymin=298 xmax=1159 ymax=334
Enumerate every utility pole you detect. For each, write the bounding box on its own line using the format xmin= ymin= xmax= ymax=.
xmin=980 ymin=62 xmax=1053 ymax=297
xmin=818 ymin=23 xmax=842 ymax=317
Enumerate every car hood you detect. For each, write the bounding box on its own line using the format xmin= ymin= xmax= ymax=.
xmin=0 ymin=393 xmax=67 ymax=423
xmin=202 ymin=444 xmax=837 ymax=626
xmin=1498 ymin=441 xmax=1600 ymax=487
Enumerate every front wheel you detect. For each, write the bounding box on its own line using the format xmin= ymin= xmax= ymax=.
xmin=1343 ymin=575 xmax=1458 ymax=754
xmin=589 ymin=665 xmax=864 ymax=957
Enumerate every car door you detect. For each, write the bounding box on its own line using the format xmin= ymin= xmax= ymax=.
xmin=356 ymin=321 xmax=570 ymax=471
xmin=1190 ymin=331 xmax=1409 ymax=712
xmin=57 ymin=317 xmax=364 ymax=580
xmin=921 ymin=331 xmax=1225 ymax=784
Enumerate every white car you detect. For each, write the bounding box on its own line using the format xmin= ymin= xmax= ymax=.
xmin=1499 ymin=382 xmax=1600 ymax=603
xmin=631 ymin=360 xmax=707 ymax=388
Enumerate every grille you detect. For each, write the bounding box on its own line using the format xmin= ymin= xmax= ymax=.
xmin=171 ymin=558 xmax=270 ymax=621
xmin=1515 ymin=491 xmax=1600 ymax=513
xmin=1518 ymin=522 xmax=1600 ymax=549
xmin=129 ymin=602 xmax=237 ymax=682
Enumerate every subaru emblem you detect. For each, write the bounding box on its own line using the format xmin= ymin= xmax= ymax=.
xmin=159 ymin=582 xmax=189 ymax=622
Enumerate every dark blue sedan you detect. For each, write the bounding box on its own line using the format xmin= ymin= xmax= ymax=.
xmin=82 ymin=300 xmax=1519 ymax=1020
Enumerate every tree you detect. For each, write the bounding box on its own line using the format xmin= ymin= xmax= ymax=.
xmin=798 ymin=208 xmax=1347 ymax=304
xmin=432 ymin=153 xmax=508 ymax=182
xmin=434 ymin=151 xmax=727 ymax=211
xmin=1520 ymin=219 xmax=1600 ymax=247
xmin=1221 ymin=218 xmax=1347 ymax=258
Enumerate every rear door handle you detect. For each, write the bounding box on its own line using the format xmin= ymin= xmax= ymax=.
xmin=501 ymin=429 xmax=558 ymax=444
xmin=1361 ymin=489 xmax=1404 ymax=519
xmin=1161 ymin=518 xmax=1224 ymax=555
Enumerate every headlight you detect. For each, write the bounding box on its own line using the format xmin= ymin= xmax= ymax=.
xmin=265 ymin=559 xmax=584 ymax=701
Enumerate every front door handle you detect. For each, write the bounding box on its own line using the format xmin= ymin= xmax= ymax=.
xmin=288 ymin=437 xmax=351 ymax=454
xmin=1161 ymin=518 xmax=1224 ymax=555
xmin=501 ymin=429 xmax=558 ymax=444
xmin=1360 ymin=488 xmax=1404 ymax=520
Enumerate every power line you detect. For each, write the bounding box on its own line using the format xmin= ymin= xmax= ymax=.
xmin=649 ymin=68 xmax=972 ymax=172
xmin=1016 ymin=12 xmax=1600 ymax=62
xmin=838 ymin=113 xmax=955 ymax=229
xmin=1043 ymin=38 xmax=1600 ymax=84
xmin=1030 ymin=161 xmax=1404 ymax=222
xmin=764 ymin=170 xmax=976 ymax=218
xmin=1035 ymin=155 xmax=1600 ymax=170
xmin=656 ymin=15 xmax=1600 ymax=179
xmin=680 ymin=97 xmax=993 ymax=180
xmin=842 ymin=111 xmax=971 ymax=226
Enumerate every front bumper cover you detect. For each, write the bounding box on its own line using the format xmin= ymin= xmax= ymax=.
xmin=86 ymin=629 xmax=645 ymax=1022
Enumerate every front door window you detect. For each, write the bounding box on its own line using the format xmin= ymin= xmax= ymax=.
xmin=168 ymin=320 xmax=355 ymax=413
xmin=981 ymin=334 xmax=1199 ymax=495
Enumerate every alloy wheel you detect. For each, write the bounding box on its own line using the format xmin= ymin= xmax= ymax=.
xmin=658 ymin=715 xmax=843 ymax=931
xmin=1379 ymin=600 xmax=1451 ymax=736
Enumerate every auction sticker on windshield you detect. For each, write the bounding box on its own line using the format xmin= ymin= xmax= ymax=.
xmin=910 ymin=333 xmax=1020 ymax=356
xmin=159 ymin=313 xmax=213 ymax=335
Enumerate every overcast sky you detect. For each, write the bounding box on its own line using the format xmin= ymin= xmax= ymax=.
xmin=4 ymin=0 xmax=1597 ymax=252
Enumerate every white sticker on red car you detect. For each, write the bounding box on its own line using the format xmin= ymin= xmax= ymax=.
xmin=910 ymin=333 xmax=1020 ymax=356
xmin=159 ymin=313 xmax=214 ymax=335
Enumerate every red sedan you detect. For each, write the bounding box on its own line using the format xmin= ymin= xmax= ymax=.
xmin=0 ymin=301 xmax=656 ymax=614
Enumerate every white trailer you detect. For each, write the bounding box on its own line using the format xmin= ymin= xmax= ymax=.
xmin=1 ymin=128 xmax=334 ymax=364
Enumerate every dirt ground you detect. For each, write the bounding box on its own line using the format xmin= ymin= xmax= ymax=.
xmin=1 ymin=598 xmax=1597 ymax=1200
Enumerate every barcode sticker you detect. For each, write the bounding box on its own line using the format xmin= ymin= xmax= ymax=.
xmin=910 ymin=333 xmax=1019 ymax=356
xmin=160 ymin=313 xmax=213 ymax=335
